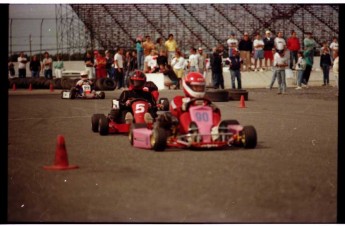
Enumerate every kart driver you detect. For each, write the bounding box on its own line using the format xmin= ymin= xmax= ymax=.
xmin=76 ymin=71 xmax=94 ymax=94
xmin=157 ymin=72 xmax=221 ymax=134
xmin=118 ymin=70 xmax=158 ymax=123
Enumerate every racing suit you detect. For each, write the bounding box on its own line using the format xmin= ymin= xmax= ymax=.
xmin=75 ymin=78 xmax=93 ymax=94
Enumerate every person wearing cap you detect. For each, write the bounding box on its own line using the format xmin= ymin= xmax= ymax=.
xmin=302 ymin=32 xmax=316 ymax=87
xmin=84 ymin=51 xmax=94 ymax=79
xmin=228 ymin=48 xmax=243 ymax=89
xmin=227 ymin=32 xmax=238 ymax=58
xmin=263 ymin=30 xmax=275 ymax=70
xmin=287 ymin=30 xmax=301 ymax=70
xmin=196 ymin=47 xmax=206 ymax=75
xmin=238 ymin=32 xmax=253 ymax=71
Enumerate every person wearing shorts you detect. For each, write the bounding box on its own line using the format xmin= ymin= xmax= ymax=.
xmin=253 ymin=33 xmax=265 ymax=72
xmin=263 ymin=30 xmax=274 ymax=70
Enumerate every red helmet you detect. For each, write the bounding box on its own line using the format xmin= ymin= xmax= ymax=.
xmin=182 ymin=72 xmax=206 ymax=98
xmin=130 ymin=70 xmax=147 ymax=89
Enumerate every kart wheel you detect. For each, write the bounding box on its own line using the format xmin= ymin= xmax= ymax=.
xmin=99 ymin=91 xmax=105 ymax=99
xmin=241 ymin=125 xmax=257 ymax=149
xmin=188 ymin=122 xmax=200 ymax=143
xmin=60 ymin=90 xmax=64 ymax=99
xmin=98 ymin=114 xmax=109 ymax=136
xmin=70 ymin=88 xmax=76 ymax=99
xmin=218 ymin=120 xmax=240 ymax=142
xmin=150 ymin=127 xmax=167 ymax=151
xmin=91 ymin=114 xmax=103 ymax=132
xmin=158 ymin=97 xmax=169 ymax=111
xmin=205 ymin=89 xmax=229 ymax=102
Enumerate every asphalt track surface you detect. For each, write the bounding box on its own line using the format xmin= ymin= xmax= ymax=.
xmin=8 ymin=87 xmax=338 ymax=223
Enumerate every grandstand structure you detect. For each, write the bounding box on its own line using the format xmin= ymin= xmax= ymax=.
xmin=59 ymin=4 xmax=338 ymax=55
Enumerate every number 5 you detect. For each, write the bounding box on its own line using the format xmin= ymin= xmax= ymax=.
xmin=135 ymin=103 xmax=145 ymax=113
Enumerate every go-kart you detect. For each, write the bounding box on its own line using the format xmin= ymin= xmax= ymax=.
xmin=91 ymin=97 xmax=169 ymax=136
xmin=61 ymin=84 xmax=105 ymax=99
xmin=129 ymin=97 xmax=257 ymax=151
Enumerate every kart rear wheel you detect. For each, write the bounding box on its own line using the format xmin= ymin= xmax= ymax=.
xmin=150 ymin=127 xmax=167 ymax=151
xmin=99 ymin=91 xmax=105 ymax=99
xmin=91 ymin=114 xmax=103 ymax=132
xmin=98 ymin=114 xmax=109 ymax=136
xmin=241 ymin=125 xmax=257 ymax=149
xmin=158 ymin=97 xmax=170 ymax=111
xmin=70 ymin=88 xmax=76 ymax=99
xmin=188 ymin=122 xmax=200 ymax=143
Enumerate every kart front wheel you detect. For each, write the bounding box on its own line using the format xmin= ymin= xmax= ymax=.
xmin=150 ymin=127 xmax=167 ymax=151
xmin=98 ymin=114 xmax=109 ymax=136
xmin=241 ymin=125 xmax=257 ymax=149
xmin=98 ymin=91 xmax=105 ymax=99
xmin=91 ymin=114 xmax=103 ymax=132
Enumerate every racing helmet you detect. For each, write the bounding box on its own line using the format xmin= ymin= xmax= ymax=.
xmin=80 ymin=71 xmax=88 ymax=78
xmin=182 ymin=72 xmax=206 ymax=98
xmin=130 ymin=70 xmax=147 ymax=89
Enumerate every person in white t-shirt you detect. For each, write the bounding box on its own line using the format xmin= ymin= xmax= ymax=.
xmin=17 ymin=51 xmax=28 ymax=78
xmin=144 ymin=49 xmax=159 ymax=73
xmin=273 ymin=49 xmax=288 ymax=95
xmin=114 ymin=47 xmax=124 ymax=89
xmin=329 ymin=37 xmax=338 ymax=60
xmin=171 ymin=50 xmax=185 ymax=89
xmin=227 ymin=32 xmax=238 ymax=58
xmin=253 ymin=33 xmax=265 ymax=72
xmin=274 ymin=31 xmax=286 ymax=51
xmin=188 ymin=47 xmax=199 ymax=72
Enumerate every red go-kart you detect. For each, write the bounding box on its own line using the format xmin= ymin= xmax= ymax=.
xmin=129 ymin=97 xmax=257 ymax=151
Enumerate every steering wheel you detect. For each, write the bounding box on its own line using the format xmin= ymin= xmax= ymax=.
xmin=185 ymin=97 xmax=212 ymax=111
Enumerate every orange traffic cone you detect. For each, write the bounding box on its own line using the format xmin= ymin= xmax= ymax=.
xmin=50 ymin=83 xmax=54 ymax=92
xmin=239 ymin=95 xmax=246 ymax=108
xmin=28 ymin=83 xmax=32 ymax=91
xmin=43 ymin=135 xmax=79 ymax=170
xmin=12 ymin=83 xmax=16 ymax=91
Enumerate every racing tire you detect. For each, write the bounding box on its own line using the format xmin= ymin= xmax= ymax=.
xmin=69 ymin=88 xmax=76 ymax=99
xmin=228 ymin=89 xmax=248 ymax=101
xmin=218 ymin=120 xmax=239 ymax=142
xmin=95 ymin=78 xmax=105 ymax=91
xmin=102 ymin=78 xmax=116 ymax=90
xmin=91 ymin=114 xmax=103 ymax=132
xmin=98 ymin=114 xmax=109 ymax=136
xmin=241 ymin=125 xmax=257 ymax=149
xmin=98 ymin=91 xmax=105 ymax=99
xmin=205 ymin=89 xmax=229 ymax=102
xmin=158 ymin=97 xmax=170 ymax=111
xmin=151 ymin=127 xmax=167 ymax=151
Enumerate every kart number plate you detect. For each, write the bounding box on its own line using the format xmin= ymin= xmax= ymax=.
xmin=112 ymin=100 xmax=120 ymax=109
xmin=82 ymin=85 xmax=91 ymax=91
xmin=62 ymin=91 xmax=70 ymax=99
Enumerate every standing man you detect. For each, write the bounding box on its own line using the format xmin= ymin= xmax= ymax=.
xmin=211 ymin=46 xmax=224 ymax=89
xmin=142 ymin=35 xmax=155 ymax=59
xmin=302 ymin=31 xmax=316 ymax=87
xmin=84 ymin=51 xmax=94 ymax=79
xmin=238 ymin=32 xmax=253 ymax=71
xmin=114 ymin=47 xmax=124 ymax=89
xmin=274 ymin=31 xmax=286 ymax=52
xmin=287 ymin=31 xmax=301 ymax=70
xmin=165 ymin=34 xmax=178 ymax=65
xmin=253 ymin=33 xmax=265 ymax=72
xmin=227 ymin=31 xmax=238 ymax=58
xmin=42 ymin=51 xmax=53 ymax=79
xmin=17 ymin=51 xmax=28 ymax=78
xmin=274 ymin=49 xmax=288 ymax=95
xmin=263 ymin=30 xmax=275 ymax=70
xmin=105 ymin=50 xmax=114 ymax=79
xmin=197 ymin=47 xmax=206 ymax=76
xmin=188 ymin=47 xmax=199 ymax=72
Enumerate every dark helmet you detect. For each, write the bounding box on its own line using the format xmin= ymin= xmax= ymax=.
xmin=130 ymin=70 xmax=146 ymax=89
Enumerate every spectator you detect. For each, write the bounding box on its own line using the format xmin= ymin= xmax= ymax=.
xmin=226 ymin=31 xmax=238 ymax=57
xmin=42 ymin=51 xmax=53 ymax=79
xmin=162 ymin=64 xmax=179 ymax=89
xmin=124 ymin=50 xmax=137 ymax=87
xmin=165 ymin=34 xmax=178 ymax=64
xmin=188 ymin=47 xmax=199 ymax=72
xmin=136 ymin=36 xmax=144 ymax=70
xmin=263 ymin=30 xmax=274 ymax=70
xmin=114 ymin=47 xmax=125 ymax=89
xmin=30 ymin=55 xmax=41 ymax=78
xmin=131 ymin=51 xmax=138 ymax=70
xmin=171 ymin=50 xmax=185 ymax=89
xmin=211 ymin=46 xmax=224 ymax=89
xmin=95 ymin=51 xmax=107 ymax=79
xmin=320 ymin=41 xmax=329 ymax=55
xmin=8 ymin=57 xmax=15 ymax=77
xmin=302 ymin=32 xmax=316 ymax=87
xmin=238 ymin=32 xmax=253 ymax=71
xmin=329 ymin=37 xmax=338 ymax=60
xmin=142 ymin=35 xmax=155 ymax=58
xmin=253 ymin=33 xmax=265 ymax=72
xmin=156 ymin=49 xmax=168 ymax=68
xmin=295 ymin=51 xmax=306 ymax=90
xmin=274 ymin=49 xmax=288 ymax=95
xmin=320 ymin=47 xmax=332 ymax=86
xmin=53 ymin=54 xmax=64 ymax=78
xmin=274 ymin=31 xmax=286 ymax=51
xmin=228 ymin=48 xmax=243 ymax=89
xmin=197 ymin=47 xmax=206 ymax=76
xmin=105 ymin=50 xmax=114 ymax=79
xmin=144 ymin=49 xmax=159 ymax=73
xmin=332 ymin=51 xmax=339 ymax=96
xmin=17 ymin=51 xmax=28 ymax=78
xmin=155 ymin=37 xmax=167 ymax=53
xmin=287 ymin=31 xmax=301 ymax=70
xmin=84 ymin=51 xmax=94 ymax=79
xmin=267 ymin=48 xmax=278 ymax=89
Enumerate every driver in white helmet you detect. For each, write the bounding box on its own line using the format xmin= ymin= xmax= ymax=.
xmin=76 ymin=71 xmax=94 ymax=94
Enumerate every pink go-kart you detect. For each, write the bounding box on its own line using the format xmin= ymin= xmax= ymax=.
xmin=129 ymin=97 xmax=257 ymax=151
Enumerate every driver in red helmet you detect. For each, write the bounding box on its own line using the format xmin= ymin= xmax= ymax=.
xmin=118 ymin=70 xmax=158 ymax=122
